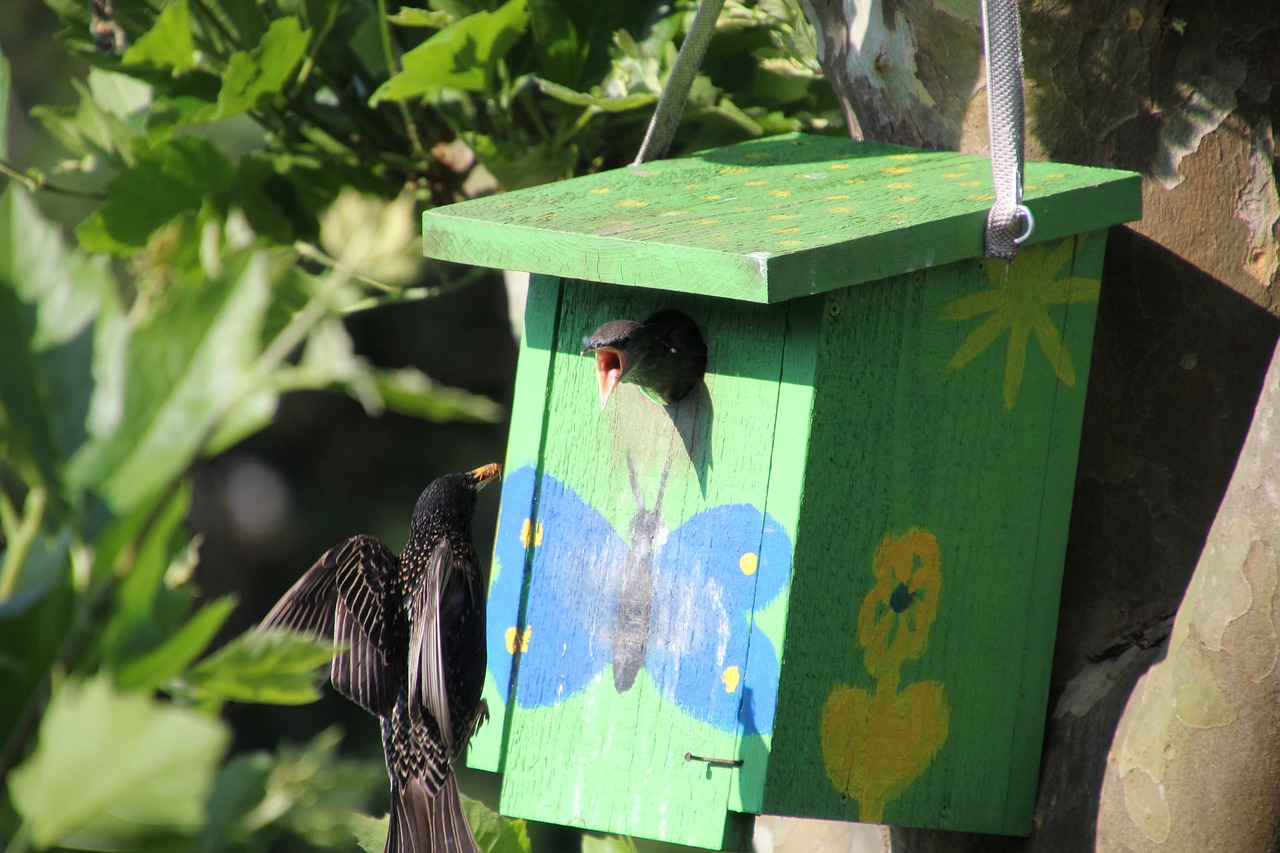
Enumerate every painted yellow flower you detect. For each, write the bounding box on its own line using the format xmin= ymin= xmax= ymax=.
xmin=939 ymin=236 xmax=1099 ymax=410
xmin=857 ymin=528 xmax=942 ymax=675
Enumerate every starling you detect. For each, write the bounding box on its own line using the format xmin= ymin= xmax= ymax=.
xmin=259 ymin=463 xmax=501 ymax=853
xmin=582 ymin=308 xmax=708 ymax=409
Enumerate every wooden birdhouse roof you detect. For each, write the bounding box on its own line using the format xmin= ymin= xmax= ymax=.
xmin=422 ymin=133 xmax=1141 ymax=304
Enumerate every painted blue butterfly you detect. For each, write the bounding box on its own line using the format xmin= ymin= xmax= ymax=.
xmin=486 ymin=464 xmax=792 ymax=735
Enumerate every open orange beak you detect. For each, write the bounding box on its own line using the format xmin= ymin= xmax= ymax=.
xmin=591 ymin=348 xmax=624 ymax=410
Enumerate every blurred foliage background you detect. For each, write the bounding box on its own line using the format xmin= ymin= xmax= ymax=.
xmin=0 ymin=0 xmax=838 ymax=850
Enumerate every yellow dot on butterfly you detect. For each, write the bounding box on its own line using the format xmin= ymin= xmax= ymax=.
xmin=842 ymin=178 xmax=867 ymax=185
xmin=617 ymin=199 xmax=648 ymax=207
xmin=1045 ymin=173 xmax=1066 ymax=179
xmin=830 ymin=163 xmax=852 ymax=170
xmin=504 ymin=626 xmax=530 ymax=654
xmin=889 ymin=153 xmax=920 ymax=160
xmin=744 ymin=152 xmax=771 ymax=159
xmin=826 ymin=194 xmax=850 ymax=200
xmin=535 ymin=213 xmax=556 ymax=221
xmin=519 ymin=518 xmax=544 ymax=548
xmin=684 ymin=183 xmax=701 ymax=189
xmin=829 ymin=207 xmax=853 ymax=214
xmin=883 ymin=166 xmax=913 ymax=174
xmin=1025 ymin=184 xmax=1043 ymax=191
xmin=694 ymin=218 xmax=722 ymax=226
xmin=896 ymin=196 xmax=918 ymax=202
xmin=966 ymin=193 xmax=995 ymax=201
xmin=956 ymin=181 xmax=982 ymax=187
xmin=886 ymin=182 xmax=915 ymax=189
xmin=944 ymin=172 xmax=967 ymax=178
xmin=745 ymin=180 xmax=769 ymax=187
xmin=778 ymin=240 xmax=803 ymax=246
xmin=702 ymin=195 xmax=723 ymax=201
xmin=769 ymin=189 xmax=794 ymax=197
xmin=717 ymin=165 xmax=748 ymax=175
xmin=590 ymin=187 xmax=611 ymax=194
xmin=768 ymin=214 xmax=795 ymax=220
xmin=771 ymin=227 xmax=800 ymax=234
xmin=739 ymin=552 xmax=758 ymax=575
xmin=722 ymin=666 xmax=741 ymax=693
xmin=661 ymin=210 xmax=689 ymax=216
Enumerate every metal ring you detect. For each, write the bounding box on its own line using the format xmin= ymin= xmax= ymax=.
xmin=1012 ymin=204 xmax=1035 ymax=245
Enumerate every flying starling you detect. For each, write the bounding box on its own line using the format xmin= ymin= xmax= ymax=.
xmin=259 ymin=463 xmax=501 ymax=853
xmin=582 ymin=308 xmax=708 ymax=409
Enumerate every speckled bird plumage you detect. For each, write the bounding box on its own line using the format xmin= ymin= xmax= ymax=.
xmin=582 ymin=309 xmax=708 ymax=408
xmin=259 ymin=463 xmax=500 ymax=853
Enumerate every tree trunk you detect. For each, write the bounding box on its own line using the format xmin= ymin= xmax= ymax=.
xmin=778 ymin=1 xmax=1280 ymax=850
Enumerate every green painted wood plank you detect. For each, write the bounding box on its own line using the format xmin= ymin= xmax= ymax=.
xmin=495 ymin=282 xmax=792 ymax=849
xmin=423 ymin=133 xmax=1141 ymax=303
xmin=468 ymin=275 xmax=563 ymax=773
xmin=764 ymin=235 xmax=1102 ymax=833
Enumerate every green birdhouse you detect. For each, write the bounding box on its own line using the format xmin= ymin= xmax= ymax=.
xmin=421 ymin=133 xmax=1140 ymax=849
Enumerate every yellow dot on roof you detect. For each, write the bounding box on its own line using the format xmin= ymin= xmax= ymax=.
xmin=618 ymin=200 xmax=648 ymax=207
xmin=590 ymin=187 xmax=611 ymax=194
xmin=778 ymin=240 xmax=803 ymax=246
xmin=956 ymin=181 xmax=982 ymax=187
xmin=722 ymin=666 xmax=741 ymax=693
xmin=702 ymin=195 xmax=722 ymax=201
xmin=829 ymin=207 xmax=853 ymax=214
xmin=771 ymin=227 xmax=800 ymax=234
xmin=770 ymin=190 xmax=794 ymax=197
xmin=883 ymin=166 xmax=913 ymax=174
xmin=768 ymin=214 xmax=795 ymax=220
xmin=745 ymin=180 xmax=769 ymax=187
xmin=830 ymin=163 xmax=852 ymax=170
xmin=886 ymin=182 xmax=915 ymax=189
xmin=889 ymin=153 xmax=920 ymax=160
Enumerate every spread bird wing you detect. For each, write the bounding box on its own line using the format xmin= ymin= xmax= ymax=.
xmin=407 ymin=539 xmax=454 ymax=748
xmin=259 ymin=534 xmax=399 ymax=716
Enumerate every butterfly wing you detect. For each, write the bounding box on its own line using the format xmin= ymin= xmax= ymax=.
xmin=488 ymin=465 xmax=626 ymax=708
xmin=647 ymin=505 xmax=792 ymax=734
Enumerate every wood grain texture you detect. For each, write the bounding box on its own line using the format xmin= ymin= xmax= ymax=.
xmin=487 ymin=280 xmax=805 ymax=848
xmin=765 ymin=233 xmax=1105 ymax=835
xmin=422 ymin=134 xmax=1140 ymax=303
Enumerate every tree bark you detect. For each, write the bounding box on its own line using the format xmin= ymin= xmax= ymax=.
xmin=789 ymin=0 xmax=1280 ymax=850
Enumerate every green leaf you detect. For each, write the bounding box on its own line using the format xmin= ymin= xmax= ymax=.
xmin=581 ymin=835 xmax=640 ymax=853
xmin=217 ymin=17 xmax=310 ymax=119
xmin=535 ymin=78 xmax=654 ymax=112
xmin=354 ymin=814 xmax=390 ymax=853
xmin=463 ymin=793 xmax=531 ymax=853
xmin=0 ymin=278 xmax=64 ymax=498
xmin=9 ymin=674 xmax=230 ymax=849
xmin=123 ymin=0 xmax=197 ymax=72
xmin=76 ymin=134 xmax=235 ymax=255
xmin=245 ymin=729 xmax=385 ymax=845
xmin=372 ymin=366 xmax=503 ymax=422
xmin=31 ymin=78 xmax=138 ymax=169
xmin=181 ymin=629 xmax=336 ymax=705
xmin=0 ymin=188 xmax=115 ymax=350
xmin=0 ymin=45 xmax=9 ymax=159
xmin=68 ymin=249 xmax=272 ymax=513
xmin=372 ymin=0 xmax=529 ymax=103
xmin=117 ymin=596 xmax=237 ymax=691
xmin=387 ymin=8 xmax=455 ymax=27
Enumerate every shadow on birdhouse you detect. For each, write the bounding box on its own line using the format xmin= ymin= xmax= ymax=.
xmin=422 ymin=133 xmax=1141 ymax=849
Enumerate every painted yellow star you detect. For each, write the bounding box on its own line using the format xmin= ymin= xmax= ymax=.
xmin=939 ymin=237 xmax=1099 ymax=410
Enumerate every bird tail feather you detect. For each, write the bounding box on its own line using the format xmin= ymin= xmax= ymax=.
xmin=386 ymin=773 xmax=480 ymax=853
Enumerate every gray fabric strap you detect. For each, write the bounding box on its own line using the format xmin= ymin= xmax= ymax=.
xmin=981 ymin=0 xmax=1032 ymax=259
xmin=633 ymin=0 xmax=726 ymax=165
